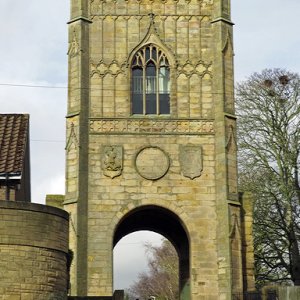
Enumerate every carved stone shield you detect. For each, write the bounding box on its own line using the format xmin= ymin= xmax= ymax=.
xmin=102 ymin=145 xmax=123 ymax=178
xmin=179 ymin=145 xmax=203 ymax=179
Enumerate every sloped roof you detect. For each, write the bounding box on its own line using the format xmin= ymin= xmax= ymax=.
xmin=0 ymin=114 xmax=29 ymax=176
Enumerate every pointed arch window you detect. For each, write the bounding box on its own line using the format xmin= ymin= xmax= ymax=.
xmin=131 ymin=45 xmax=170 ymax=115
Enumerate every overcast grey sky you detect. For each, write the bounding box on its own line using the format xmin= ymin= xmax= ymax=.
xmin=0 ymin=1 xmax=68 ymax=203
xmin=0 ymin=0 xmax=299 ymax=291
xmin=233 ymin=0 xmax=300 ymax=80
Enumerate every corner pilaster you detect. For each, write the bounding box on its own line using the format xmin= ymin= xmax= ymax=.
xmin=240 ymin=192 xmax=256 ymax=292
xmin=212 ymin=0 xmax=240 ymax=298
xmin=65 ymin=2 xmax=92 ymax=295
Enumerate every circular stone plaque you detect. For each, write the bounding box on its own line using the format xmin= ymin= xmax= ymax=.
xmin=135 ymin=147 xmax=170 ymax=180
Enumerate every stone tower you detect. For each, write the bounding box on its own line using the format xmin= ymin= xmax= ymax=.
xmin=65 ymin=0 xmax=243 ymax=299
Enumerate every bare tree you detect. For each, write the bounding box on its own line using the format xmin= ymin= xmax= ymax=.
xmin=128 ymin=239 xmax=179 ymax=300
xmin=236 ymin=69 xmax=300 ymax=287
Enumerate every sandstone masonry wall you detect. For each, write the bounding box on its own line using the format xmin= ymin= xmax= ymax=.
xmin=0 ymin=187 xmax=5 ymax=200
xmin=0 ymin=201 xmax=69 ymax=300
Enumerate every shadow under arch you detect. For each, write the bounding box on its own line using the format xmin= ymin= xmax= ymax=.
xmin=113 ymin=205 xmax=190 ymax=300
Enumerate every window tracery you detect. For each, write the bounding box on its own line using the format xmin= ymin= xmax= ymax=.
xmin=131 ymin=44 xmax=170 ymax=115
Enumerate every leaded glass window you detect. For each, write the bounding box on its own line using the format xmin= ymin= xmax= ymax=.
xmin=131 ymin=45 xmax=170 ymax=115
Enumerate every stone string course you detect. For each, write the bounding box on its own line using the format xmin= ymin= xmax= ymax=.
xmin=90 ymin=119 xmax=214 ymax=135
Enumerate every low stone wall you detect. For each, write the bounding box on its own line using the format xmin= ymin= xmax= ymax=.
xmin=0 ymin=201 xmax=69 ymax=300
xmin=68 ymin=290 xmax=124 ymax=300
xmin=68 ymin=297 xmax=112 ymax=300
xmin=278 ymin=286 xmax=300 ymax=300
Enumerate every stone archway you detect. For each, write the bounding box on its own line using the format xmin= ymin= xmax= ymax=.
xmin=113 ymin=205 xmax=190 ymax=300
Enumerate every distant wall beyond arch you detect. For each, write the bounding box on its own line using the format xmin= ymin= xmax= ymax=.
xmin=0 ymin=201 xmax=69 ymax=300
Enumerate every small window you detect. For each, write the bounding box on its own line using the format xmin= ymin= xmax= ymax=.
xmin=131 ymin=45 xmax=170 ymax=115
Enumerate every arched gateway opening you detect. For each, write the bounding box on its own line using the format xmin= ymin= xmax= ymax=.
xmin=113 ymin=205 xmax=190 ymax=300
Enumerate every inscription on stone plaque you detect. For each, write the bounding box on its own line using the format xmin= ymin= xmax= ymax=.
xmin=179 ymin=145 xmax=203 ymax=179
xmin=135 ymin=147 xmax=170 ymax=180
xmin=102 ymin=145 xmax=123 ymax=178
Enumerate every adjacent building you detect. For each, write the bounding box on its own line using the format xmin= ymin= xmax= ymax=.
xmin=0 ymin=114 xmax=31 ymax=202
